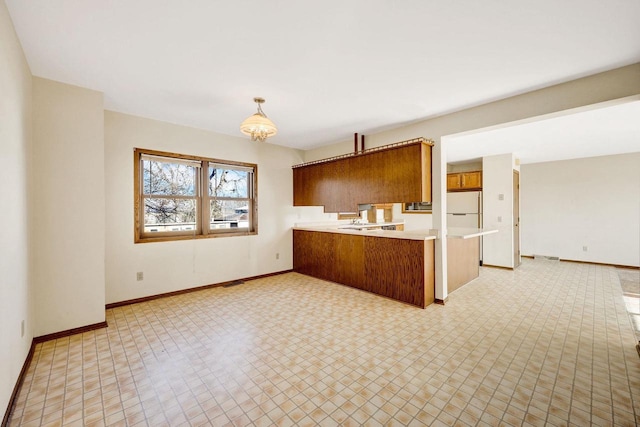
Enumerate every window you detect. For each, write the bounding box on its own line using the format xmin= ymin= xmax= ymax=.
xmin=134 ymin=148 xmax=257 ymax=242
xmin=402 ymin=202 xmax=432 ymax=214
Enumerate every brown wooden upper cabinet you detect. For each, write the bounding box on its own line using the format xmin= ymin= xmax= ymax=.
xmin=447 ymin=171 xmax=482 ymax=192
xmin=293 ymin=139 xmax=433 ymax=213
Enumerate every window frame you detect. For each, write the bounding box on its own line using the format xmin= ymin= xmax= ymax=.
xmin=134 ymin=148 xmax=258 ymax=243
xmin=401 ymin=202 xmax=433 ymax=214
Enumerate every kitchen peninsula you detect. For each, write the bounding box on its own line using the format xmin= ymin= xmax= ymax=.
xmin=293 ymin=226 xmax=437 ymax=308
xmin=293 ymin=225 xmax=498 ymax=308
xmin=291 ymin=137 xmax=496 ymax=307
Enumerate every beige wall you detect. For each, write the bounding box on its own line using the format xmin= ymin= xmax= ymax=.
xmin=32 ymin=77 xmax=106 ymax=336
xmin=0 ymin=0 xmax=33 ymax=415
xmin=482 ymin=154 xmax=516 ymax=268
xmin=521 ymin=153 xmax=640 ymax=267
xmin=104 ymin=111 xmax=307 ymax=304
xmin=448 ymin=162 xmax=483 ymax=173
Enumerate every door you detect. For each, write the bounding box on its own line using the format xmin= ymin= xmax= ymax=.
xmin=513 ymin=171 xmax=520 ymax=268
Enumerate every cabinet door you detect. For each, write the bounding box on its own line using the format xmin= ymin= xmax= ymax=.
xmin=294 ymin=160 xmax=355 ymax=212
xmin=317 ymin=160 xmax=339 ymax=212
xmin=293 ymin=229 xmax=314 ymax=275
xmin=347 ymin=153 xmax=373 ymax=207
xmin=461 ymin=171 xmax=482 ymax=190
xmin=447 ymin=173 xmax=462 ymax=191
xmin=385 ymin=143 xmax=424 ymax=203
xmin=334 ymin=234 xmax=365 ymax=289
xmin=332 ymin=158 xmax=357 ymax=213
xmin=293 ymin=164 xmax=324 ymax=206
xmin=354 ymin=149 xmax=385 ymax=204
xmin=293 ymin=167 xmax=309 ymax=206
xmin=351 ymin=143 xmax=426 ymax=204
xmin=293 ymin=230 xmax=336 ymax=281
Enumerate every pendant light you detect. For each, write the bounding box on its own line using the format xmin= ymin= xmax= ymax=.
xmin=240 ymin=97 xmax=277 ymax=142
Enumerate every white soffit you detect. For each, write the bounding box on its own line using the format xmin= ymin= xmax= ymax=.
xmin=446 ymin=101 xmax=640 ymax=165
xmin=5 ymin=0 xmax=640 ymax=150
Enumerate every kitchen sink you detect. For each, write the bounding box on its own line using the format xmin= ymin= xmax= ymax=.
xmin=337 ymin=225 xmax=366 ymax=230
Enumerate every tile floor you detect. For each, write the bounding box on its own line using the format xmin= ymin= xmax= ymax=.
xmin=8 ymin=259 xmax=640 ymax=426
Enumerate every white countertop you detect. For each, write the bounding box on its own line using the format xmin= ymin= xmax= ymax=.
xmin=447 ymin=227 xmax=499 ymax=239
xmin=293 ymin=225 xmax=438 ymax=241
xmin=293 ymin=223 xmax=496 ymax=241
xmin=333 ymin=221 xmax=404 ymax=230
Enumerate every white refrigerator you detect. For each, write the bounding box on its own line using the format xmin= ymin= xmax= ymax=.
xmin=447 ymin=191 xmax=483 ymax=263
xmin=447 ymin=191 xmax=482 ymax=227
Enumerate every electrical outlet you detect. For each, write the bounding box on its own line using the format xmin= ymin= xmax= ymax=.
xmin=276 ymin=253 xmax=280 ymax=260
xmin=21 ymin=320 xmax=24 ymax=338
xmin=583 ymin=246 xmax=588 ymax=252
xmin=497 ymin=216 xmax=502 ymax=222
xmin=498 ymin=193 xmax=504 ymax=201
xmin=136 ymin=272 xmax=144 ymax=281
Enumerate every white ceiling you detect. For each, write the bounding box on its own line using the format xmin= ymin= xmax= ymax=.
xmin=447 ymin=100 xmax=640 ymax=165
xmin=6 ymin=0 xmax=640 ymax=154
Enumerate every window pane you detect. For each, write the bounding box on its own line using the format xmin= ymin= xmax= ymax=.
xmin=143 ymin=159 xmax=197 ymax=196
xmin=144 ymin=197 xmax=197 ymax=232
xmin=209 ymin=167 xmax=248 ymax=198
xmin=210 ymin=200 xmax=250 ymax=230
xmin=135 ymin=148 xmax=257 ymax=242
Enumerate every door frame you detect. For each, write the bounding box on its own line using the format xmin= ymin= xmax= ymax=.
xmin=513 ymin=170 xmax=521 ymax=268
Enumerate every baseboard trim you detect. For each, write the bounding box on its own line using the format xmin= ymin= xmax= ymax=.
xmin=106 ymin=269 xmax=293 ymax=309
xmin=521 ymin=254 xmax=638 ymax=269
xmin=559 ymin=259 xmax=639 ymax=269
xmin=33 ymin=321 xmax=108 ymax=344
xmin=482 ymin=264 xmax=514 ymax=271
xmin=2 ymin=340 xmax=35 ymax=427
xmin=434 ymin=298 xmax=448 ymax=305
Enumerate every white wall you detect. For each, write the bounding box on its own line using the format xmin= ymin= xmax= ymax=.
xmin=482 ymin=153 xmax=516 ymax=268
xmin=521 ymin=153 xmax=640 ymax=267
xmin=448 ymin=161 xmax=483 ymax=173
xmin=0 ymin=0 xmax=33 ymax=414
xmin=32 ymin=78 xmax=106 ymax=336
xmin=104 ymin=112 xmax=308 ymax=304
xmin=393 ymin=204 xmax=434 ymax=231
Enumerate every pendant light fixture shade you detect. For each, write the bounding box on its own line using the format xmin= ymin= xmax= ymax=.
xmin=240 ymin=97 xmax=277 ymax=142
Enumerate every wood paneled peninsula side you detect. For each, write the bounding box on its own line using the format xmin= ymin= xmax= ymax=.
xmin=293 ymin=227 xmax=437 ymax=308
xmin=447 ymin=228 xmax=498 ymax=294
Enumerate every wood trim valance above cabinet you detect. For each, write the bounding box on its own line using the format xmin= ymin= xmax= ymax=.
xmin=293 ymin=138 xmax=433 ymax=213
xmin=447 ymin=171 xmax=482 ymax=192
